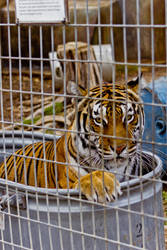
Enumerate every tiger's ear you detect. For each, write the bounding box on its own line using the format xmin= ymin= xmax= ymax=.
xmin=67 ymin=81 xmax=87 ymax=96
xmin=127 ymin=73 xmax=143 ymax=93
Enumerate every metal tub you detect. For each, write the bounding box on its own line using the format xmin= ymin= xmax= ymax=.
xmin=0 ymin=131 xmax=165 ymax=250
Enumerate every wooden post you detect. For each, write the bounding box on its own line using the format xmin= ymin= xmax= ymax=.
xmin=57 ymin=42 xmax=101 ymax=89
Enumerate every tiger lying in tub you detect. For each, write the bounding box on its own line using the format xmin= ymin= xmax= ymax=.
xmin=0 ymin=76 xmax=144 ymax=203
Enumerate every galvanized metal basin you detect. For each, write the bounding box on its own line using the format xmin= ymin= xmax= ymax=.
xmin=0 ymin=131 xmax=165 ymax=250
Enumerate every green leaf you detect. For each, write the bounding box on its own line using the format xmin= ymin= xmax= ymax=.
xmin=44 ymin=102 xmax=63 ymax=116
xmin=23 ymin=115 xmax=41 ymax=125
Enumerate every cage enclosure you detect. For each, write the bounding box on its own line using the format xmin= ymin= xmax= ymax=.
xmin=0 ymin=0 xmax=167 ymax=249
xmin=0 ymin=131 xmax=164 ymax=250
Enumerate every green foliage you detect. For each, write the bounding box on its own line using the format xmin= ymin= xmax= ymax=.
xmin=44 ymin=102 xmax=63 ymax=116
xmin=116 ymin=65 xmax=139 ymax=75
xmin=23 ymin=116 xmax=41 ymax=125
xmin=163 ymin=191 xmax=167 ymax=225
xmin=45 ymin=129 xmax=54 ymax=134
xmin=23 ymin=102 xmax=63 ymax=126
xmin=163 ymin=191 xmax=167 ymax=200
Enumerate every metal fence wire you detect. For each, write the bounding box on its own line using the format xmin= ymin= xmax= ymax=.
xmin=0 ymin=0 xmax=167 ymax=249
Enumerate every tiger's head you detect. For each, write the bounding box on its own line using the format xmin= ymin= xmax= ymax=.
xmin=68 ymin=76 xmax=144 ymax=181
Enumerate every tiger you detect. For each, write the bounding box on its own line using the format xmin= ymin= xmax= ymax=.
xmin=0 ymin=75 xmax=144 ymax=203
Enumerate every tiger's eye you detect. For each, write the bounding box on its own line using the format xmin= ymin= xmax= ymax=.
xmin=128 ymin=115 xmax=132 ymax=120
xmin=95 ymin=117 xmax=101 ymax=124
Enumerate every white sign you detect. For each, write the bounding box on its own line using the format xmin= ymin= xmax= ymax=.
xmin=15 ymin=0 xmax=68 ymax=24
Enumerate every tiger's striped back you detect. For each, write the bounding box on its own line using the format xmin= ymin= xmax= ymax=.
xmin=0 ymin=133 xmax=78 ymax=189
xmin=0 ymin=141 xmax=56 ymax=188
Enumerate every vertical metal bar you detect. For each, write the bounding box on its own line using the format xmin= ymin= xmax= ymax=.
xmin=28 ymin=25 xmax=37 ymax=190
xmin=50 ymin=25 xmax=56 ymax=250
xmin=122 ymin=0 xmax=128 ymax=81
xmin=0 ymin=17 xmax=5 ymax=250
xmin=74 ymin=0 xmax=85 ymax=248
xmin=87 ymin=1 xmax=96 ymax=250
xmin=86 ymin=1 xmax=95 ymax=249
xmin=37 ymin=25 xmax=45 ymax=250
xmin=110 ymin=0 xmax=115 ymax=83
xmin=150 ymin=1 xmax=159 ymax=249
xmin=72 ymin=1 xmax=80 ymax=250
xmin=16 ymin=23 xmax=24 ymax=249
xmin=55 ymin=15 xmax=71 ymax=250
xmin=6 ymin=1 xmax=14 ymax=249
xmin=25 ymin=25 xmax=37 ymax=250
xmin=97 ymin=1 xmax=109 ymax=249
xmin=110 ymin=2 xmax=119 ymax=249
xmin=57 ymin=23 xmax=66 ymax=250
xmin=136 ymin=1 xmax=146 ymax=249
xmin=72 ymin=0 xmax=86 ymax=246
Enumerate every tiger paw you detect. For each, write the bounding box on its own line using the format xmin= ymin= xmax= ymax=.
xmin=73 ymin=170 xmax=122 ymax=203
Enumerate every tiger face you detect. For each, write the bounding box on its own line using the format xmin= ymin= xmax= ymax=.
xmin=69 ymin=76 xmax=144 ymax=181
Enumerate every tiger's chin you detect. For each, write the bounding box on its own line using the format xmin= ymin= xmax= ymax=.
xmin=104 ymin=157 xmax=130 ymax=182
xmin=104 ymin=157 xmax=129 ymax=169
xmin=83 ymin=150 xmax=134 ymax=182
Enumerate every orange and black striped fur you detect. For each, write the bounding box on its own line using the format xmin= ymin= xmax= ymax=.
xmin=0 ymin=76 xmax=144 ymax=202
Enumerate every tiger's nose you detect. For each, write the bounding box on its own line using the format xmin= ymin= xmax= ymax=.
xmin=116 ymin=145 xmax=126 ymax=155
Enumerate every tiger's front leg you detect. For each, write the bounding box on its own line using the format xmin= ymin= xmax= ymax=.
xmin=73 ymin=170 xmax=122 ymax=203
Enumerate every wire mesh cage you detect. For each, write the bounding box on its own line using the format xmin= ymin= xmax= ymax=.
xmin=0 ymin=0 xmax=167 ymax=249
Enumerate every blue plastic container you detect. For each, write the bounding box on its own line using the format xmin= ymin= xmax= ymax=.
xmin=141 ymin=77 xmax=167 ymax=174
